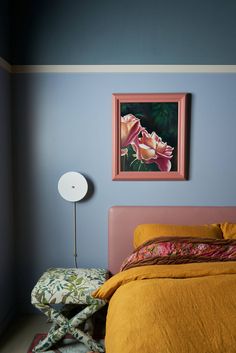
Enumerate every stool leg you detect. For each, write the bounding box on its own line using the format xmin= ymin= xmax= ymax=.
xmin=70 ymin=302 xmax=105 ymax=328
xmin=32 ymin=303 xmax=69 ymax=352
xmin=33 ymin=322 xmax=104 ymax=353
xmin=68 ymin=303 xmax=106 ymax=352
xmin=32 ymin=302 xmax=105 ymax=353
xmin=70 ymin=326 xmax=104 ymax=352
xmin=33 ymin=302 xmax=68 ymax=325
xmin=47 ymin=321 xmax=59 ymax=337
xmin=33 ymin=322 xmax=69 ymax=352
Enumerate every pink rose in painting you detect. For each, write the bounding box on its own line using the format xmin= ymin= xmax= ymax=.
xmin=132 ymin=130 xmax=174 ymax=172
xmin=121 ymin=148 xmax=128 ymax=156
xmin=120 ymin=114 xmax=143 ymax=155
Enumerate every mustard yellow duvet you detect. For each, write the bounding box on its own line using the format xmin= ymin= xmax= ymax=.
xmin=93 ymin=262 xmax=236 ymax=353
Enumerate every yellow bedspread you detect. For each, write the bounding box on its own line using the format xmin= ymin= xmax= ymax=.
xmin=93 ymin=262 xmax=236 ymax=353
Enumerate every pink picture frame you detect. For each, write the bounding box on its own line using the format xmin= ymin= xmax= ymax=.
xmin=112 ymin=93 xmax=188 ymax=181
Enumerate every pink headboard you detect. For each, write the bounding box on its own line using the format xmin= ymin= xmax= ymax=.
xmin=108 ymin=206 xmax=236 ymax=274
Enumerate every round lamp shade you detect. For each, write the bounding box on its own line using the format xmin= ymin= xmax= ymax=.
xmin=58 ymin=172 xmax=88 ymax=202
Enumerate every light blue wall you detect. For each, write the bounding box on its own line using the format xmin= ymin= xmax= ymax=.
xmin=0 ymin=68 xmax=14 ymax=330
xmin=13 ymin=72 xmax=236 ymax=311
xmin=11 ymin=0 xmax=236 ymax=64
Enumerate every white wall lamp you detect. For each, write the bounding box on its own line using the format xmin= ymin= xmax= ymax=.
xmin=58 ymin=171 xmax=88 ymax=268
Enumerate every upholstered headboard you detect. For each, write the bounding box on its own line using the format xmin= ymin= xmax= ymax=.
xmin=108 ymin=206 xmax=236 ymax=274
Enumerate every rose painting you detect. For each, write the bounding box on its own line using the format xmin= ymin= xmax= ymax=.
xmin=113 ymin=93 xmax=188 ymax=180
xmin=120 ymin=103 xmax=177 ymax=173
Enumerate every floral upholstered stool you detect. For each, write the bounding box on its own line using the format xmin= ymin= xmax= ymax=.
xmin=31 ymin=268 xmax=108 ymax=353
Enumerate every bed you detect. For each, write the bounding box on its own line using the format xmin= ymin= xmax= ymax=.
xmin=93 ymin=206 xmax=236 ymax=353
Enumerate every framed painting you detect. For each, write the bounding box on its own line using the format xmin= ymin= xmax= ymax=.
xmin=112 ymin=93 xmax=188 ymax=180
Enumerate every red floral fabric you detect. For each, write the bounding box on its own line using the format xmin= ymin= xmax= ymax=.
xmin=120 ymin=237 xmax=236 ymax=271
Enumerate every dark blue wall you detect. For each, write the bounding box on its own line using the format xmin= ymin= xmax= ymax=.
xmin=0 ymin=68 xmax=14 ymax=331
xmin=10 ymin=0 xmax=236 ymax=64
xmin=0 ymin=0 xmax=11 ymax=61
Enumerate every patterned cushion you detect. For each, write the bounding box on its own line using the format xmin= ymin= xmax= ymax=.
xmin=32 ymin=268 xmax=108 ymax=305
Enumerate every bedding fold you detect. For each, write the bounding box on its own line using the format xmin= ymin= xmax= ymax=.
xmin=93 ymin=261 xmax=236 ymax=300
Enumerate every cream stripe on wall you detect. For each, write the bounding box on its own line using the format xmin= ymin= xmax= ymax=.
xmin=1 ymin=57 xmax=236 ymax=73
xmin=10 ymin=64 xmax=236 ymax=74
